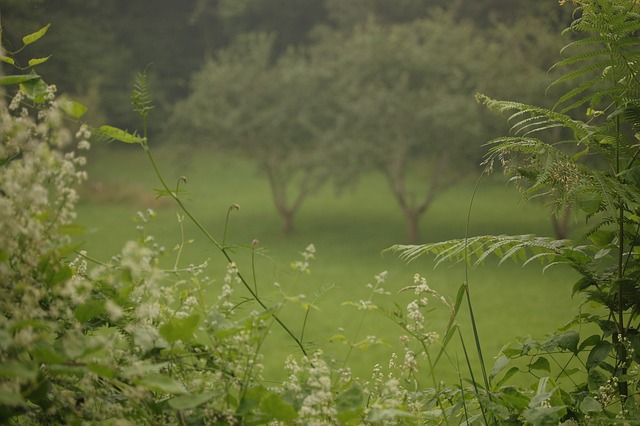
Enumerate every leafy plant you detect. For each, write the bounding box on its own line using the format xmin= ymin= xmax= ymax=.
xmin=390 ymin=0 xmax=640 ymax=422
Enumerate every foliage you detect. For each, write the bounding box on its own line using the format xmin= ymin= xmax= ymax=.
xmin=173 ymin=10 xmax=562 ymax=242
xmin=7 ymin=1 xmax=640 ymax=425
xmin=0 ymin=30 xmax=471 ymax=424
xmin=391 ymin=0 xmax=640 ymax=422
xmin=171 ymin=33 xmax=340 ymax=234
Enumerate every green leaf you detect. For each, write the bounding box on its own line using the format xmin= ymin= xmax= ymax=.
xmin=169 ymin=391 xmax=218 ymax=410
xmin=588 ymin=230 xmax=615 ymax=247
xmin=74 ymin=299 xmax=106 ymax=323
xmin=587 ymin=368 xmax=607 ymax=391
xmin=586 ymin=340 xmax=612 ymax=370
xmin=20 ymin=78 xmax=48 ymax=103
xmin=521 ymin=406 xmax=565 ymax=426
xmin=577 ymin=191 xmax=602 ymax=215
xmin=1 ymin=56 xmax=15 ymax=65
xmin=496 ymin=367 xmax=520 ymax=388
xmin=500 ymin=386 xmax=530 ymax=409
xmin=490 ymin=355 xmax=510 ymax=383
xmin=336 ymin=383 xmax=365 ymax=416
xmin=579 ymin=334 xmax=601 ymax=351
xmin=159 ymin=314 xmax=201 ymax=344
xmin=28 ymin=56 xmax=51 ymax=67
xmin=22 ymin=24 xmax=51 ymax=46
xmin=0 ymin=73 xmax=40 ymax=86
xmin=260 ymin=391 xmax=297 ymax=422
xmin=579 ymin=396 xmax=602 ymax=414
xmin=97 ymin=125 xmax=144 ymax=144
xmin=529 ymin=357 xmax=551 ymax=373
xmin=542 ymin=330 xmax=579 ymax=354
xmin=60 ymin=100 xmax=88 ymax=119
xmin=137 ymin=374 xmax=187 ymax=395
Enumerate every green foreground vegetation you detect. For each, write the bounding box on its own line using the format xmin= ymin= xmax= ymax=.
xmin=4 ymin=0 xmax=640 ymax=424
xmin=76 ymin=146 xmax=582 ymax=384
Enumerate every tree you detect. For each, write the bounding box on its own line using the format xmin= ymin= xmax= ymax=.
xmin=170 ymin=34 xmax=336 ymax=233
xmin=312 ymin=13 xmax=492 ymax=242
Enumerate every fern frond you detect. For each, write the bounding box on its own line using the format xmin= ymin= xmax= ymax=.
xmin=478 ymin=96 xmax=595 ymax=142
xmin=554 ymin=76 xmax=605 ymax=113
xmin=553 ymin=47 xmax=612 ymax=68
xmin=549 ymin=60 xmax=611 ymax=89
xmin=132 ymin=70 xmax=155 ymax=117
xmin=387 ymin=235 xmax=590 ymax=269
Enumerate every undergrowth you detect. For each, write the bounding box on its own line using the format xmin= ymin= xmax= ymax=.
xmin=2 ymin=0 xmax=640 ymax=424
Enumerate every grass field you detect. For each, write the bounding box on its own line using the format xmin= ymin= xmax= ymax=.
xmin=75 ymin=144 xmax=584 ymax=385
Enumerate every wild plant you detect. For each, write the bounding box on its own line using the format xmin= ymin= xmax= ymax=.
xmin=389 ymin=0 xmax=640 ymax=423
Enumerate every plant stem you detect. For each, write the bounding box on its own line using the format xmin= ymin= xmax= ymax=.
xmin=141 ymin=142 xmax=309 ymax=359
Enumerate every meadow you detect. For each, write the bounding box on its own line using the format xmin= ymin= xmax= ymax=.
xmin=75 ymin=144 xmax=583 ymax=385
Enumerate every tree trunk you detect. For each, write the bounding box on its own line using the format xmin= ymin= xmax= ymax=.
xmin=405 ymin=211 xmax=421 ymax=244
xmin=281 ymin=210 xmax=295 ymax=234
xmin=551 ymin=206 xmax=571 ymax=239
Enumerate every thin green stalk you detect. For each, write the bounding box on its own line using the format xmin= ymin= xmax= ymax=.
xmin=458 ymin=329 xmax=489 ymax=425
xmin=140 ymin=137 xmax=308 ymax=359
xmin=463 ymin=171 xmax=492 ymax=396
xmin=614 ymin=115 xmax=629 ymax=399
xmin=172 ymin=214 xmax=185 ymax=272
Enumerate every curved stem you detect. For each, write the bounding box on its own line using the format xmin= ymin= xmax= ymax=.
xmin=141 ymin=141 xmax=308 ymax=359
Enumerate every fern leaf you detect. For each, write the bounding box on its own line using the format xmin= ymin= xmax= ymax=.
xmin=388 ymin=235 xmax=589 ymax=271
xmin=132 ymin=71 xmax=155 ymax=116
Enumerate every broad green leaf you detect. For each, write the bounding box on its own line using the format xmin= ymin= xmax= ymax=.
xmin=60 ymin=100 xmax=88 ymax=119
xmin=500 ymin=386 xmax=530 ymax=409
xmin=137 ymin=374 xmax=187 ymax=395
xmin=237 ymin=385 xmax=266 ymax=415
xmin=588 ymin=230 xmax=615 ymax=247
xmin=587 ymin=368 xmax=607 ymax=391
xmin=0 ymin=73 xmax=40 ymax=85
xmin=260 ymin=391 xmax=297 ymax=422
xmin=578 ymin=334 xmax=601 ymax=351
xmin=529 ymin=357 xmax=551 ymax=373
xmin=490 ymin=355 xmax=510 ymax=383
xmin=28 ymin=56 xmax=51 ymax=67
xmin=23 ymin=24 xmax=51 ymax=46
xmin=579 ymin=396 xmax=602 ymax=414
xmin=577 ymin=191 xmax=601 ymax=215
xmin=542 ymin=330 xmax=579 ymax=354
xmin=586 ymin=340 xmax=612 ymax=370
xmin=169 ymin=391 xmax=218 ymax=410
xmin=97 ymin=125 xmax=144 ymax=144
xmin=496 ymin=367 xmax=520 ymax=388
xmin=572 ymin=277 xmax=596 ymax=294
xmin=1 ymin=56 xmax=15 ymax=65
xmin=159 ymin=314 xmax=201 ymax=344
xmin=20 ymin=78 xmax=48 ymax=103
xmin=521 ymin=406 xmax=565 ymax=426
xmin=336 ymin=383 xmax=365 ymax=414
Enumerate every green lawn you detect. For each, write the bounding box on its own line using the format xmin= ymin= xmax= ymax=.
xmin=75 ymin=144 xmax=585 ymax=384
